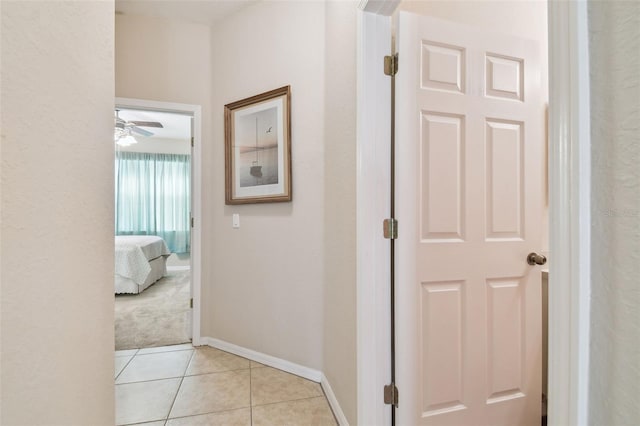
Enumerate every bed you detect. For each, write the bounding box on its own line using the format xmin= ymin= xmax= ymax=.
xmin=115 ymin=235 xmax=171 ymax=294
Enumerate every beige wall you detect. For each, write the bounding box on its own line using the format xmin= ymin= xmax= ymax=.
xmin=209 ymin=0 xmax=326 ymax=370
xmin=1 ymin=1 xmax=115 ymax=424
xmin=323 ymin=1 xmax=358 ymax=424
xmin=116 ymin=14 xmax=212 ymax=106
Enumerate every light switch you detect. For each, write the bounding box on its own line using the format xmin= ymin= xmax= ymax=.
xmin=232 ymin=213 xmax=240 ymax=229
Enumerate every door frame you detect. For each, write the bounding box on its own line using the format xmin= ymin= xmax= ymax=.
xmin=356 ymin=5 xmax=395 ymax=425
xmin=546 ymin=2 xmax=591 ymax=424
xmin=355 ymin=2 xmax=591 ymax=425
xmin=114 ymin=97 xmax=203 ymax=346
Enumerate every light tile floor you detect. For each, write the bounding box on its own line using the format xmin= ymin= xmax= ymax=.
xmin=115 ymin=344 xmax=337 ymax=426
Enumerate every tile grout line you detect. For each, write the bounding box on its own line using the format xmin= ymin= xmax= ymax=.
xmin=115 ymin=348 xmax=197 ymax=385
xmin=114 ymin=350 xmax=138 ymax=382
xmin=252 ymin=395 xmax=329 ymax=409
xmin=164 ymin=349 xmax=196 ymax=423
xmin=135 ymin=349 xmax=193 ymax=355
xmin=118 ymin=364 xmax=252 ymax=386
xmin=115 ymin=348 xmax=139 ymax=358
xmin=183 ymin=364 xmax=252 ymax=378
xmin=161 ymin=407 xmax=250 ymax=424
xmin=249 ymin=365 xmax=254 ymax=425
xmin=116 ymin=375 xmax=189 ymax=386
xmin=135 ymin=345 xmax=193 ymax=354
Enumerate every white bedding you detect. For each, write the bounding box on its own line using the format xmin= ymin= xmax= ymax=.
xmin=115 ymin=235 xmax=171 ymax=289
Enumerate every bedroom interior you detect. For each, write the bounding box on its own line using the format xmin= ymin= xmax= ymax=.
xmin=114 ymin=107 xmax=193 ymax=350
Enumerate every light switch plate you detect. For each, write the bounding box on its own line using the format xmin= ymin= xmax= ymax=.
xmin=232 ymin=213 xmax=240 ymax=228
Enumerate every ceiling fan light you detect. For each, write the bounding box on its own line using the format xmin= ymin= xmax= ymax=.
xmin=117 ymin=135 xmax=138 ymax=146
xmin=114 ymin=127 xmax=126 ymax=142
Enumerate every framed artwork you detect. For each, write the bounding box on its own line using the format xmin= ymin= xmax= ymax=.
xmin=224 ymin=86 xmax=291 ymax=204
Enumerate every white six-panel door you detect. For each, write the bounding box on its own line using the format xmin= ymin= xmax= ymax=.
xmin=395 ymin=12 xmax=543 ymax=426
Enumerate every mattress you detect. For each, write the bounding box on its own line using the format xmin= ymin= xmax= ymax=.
xmin=115 ymin=235 xmax=171 ymax=294
xmin=115 ymin=256 xmax=167 ymax=294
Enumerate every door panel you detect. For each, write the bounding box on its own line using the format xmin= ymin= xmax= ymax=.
xmin=396 ymin=12 xmax=543 ymax=426
xmin=486 ymin=277 xmax=525 ymax=401
xmin=421 ymin=42 xmax=465 ymax=93
xmin=485 ymin=119 xmax=523 ymax=240
xmin=421 ymin=112 xmax=465 ymax=241
xmin=420 ymin=280 xmax=465 ymax=414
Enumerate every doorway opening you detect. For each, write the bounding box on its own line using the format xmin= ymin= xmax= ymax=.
xmin=113 ymin=98 xmax=202 ymax=352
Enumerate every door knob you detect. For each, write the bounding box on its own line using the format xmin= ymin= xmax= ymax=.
xmin=527 ymin=252 xmax=547 ymax=266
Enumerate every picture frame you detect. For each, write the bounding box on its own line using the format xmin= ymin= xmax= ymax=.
xmin=224 ymin=86 xmax=292 ymax=205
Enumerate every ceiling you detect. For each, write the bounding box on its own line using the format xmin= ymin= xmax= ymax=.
xmin=115 ymin=0 xmax=257 ymax=26
xmin=117 ymin=109 xmax=192 ymax=140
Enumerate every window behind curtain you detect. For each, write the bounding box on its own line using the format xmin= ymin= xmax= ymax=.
xmin=115 ymin=151 xmax=191 ymax=253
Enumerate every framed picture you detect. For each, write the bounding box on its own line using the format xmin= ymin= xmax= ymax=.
xmin=224 ymin=86 xmax=292 ymax=205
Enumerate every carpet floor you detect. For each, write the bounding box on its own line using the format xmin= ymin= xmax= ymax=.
xmin=115 ymin=269 xmax=191 ymax=350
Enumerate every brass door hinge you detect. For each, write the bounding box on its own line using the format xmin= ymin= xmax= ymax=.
xmin=383 ymin=218 xmax=398 ymax=239
xmin=384 ymin=54 xmax=398 ymax=76
xmin=384 ymin=383 xmax=399 ymax=407
xmin=191 ymin=137 xmax=194 ymax=147
xmin=190 ymin=298 xmax=193 ymax=309
xmin=191 ymin=217 xmax=194 ymax=228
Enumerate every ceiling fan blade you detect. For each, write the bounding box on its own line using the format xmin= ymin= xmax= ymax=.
xmin=130 ymin=121 xmax=163 ymax=128
xmin=130 ymin=126 xmax=154 ymax=137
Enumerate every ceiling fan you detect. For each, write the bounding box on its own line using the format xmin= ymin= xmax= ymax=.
xmin=114 ymin=110 xmax=164 ymax=138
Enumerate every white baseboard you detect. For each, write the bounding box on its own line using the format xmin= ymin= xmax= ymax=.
xmin=321 ymin=373 xmax=350 ymax=426
xmin=200 ymin=336 xmax=322 ymax=383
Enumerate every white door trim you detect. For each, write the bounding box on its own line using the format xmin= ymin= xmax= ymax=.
xmin=114 ymin=97 xmax=203 ymax=346
xmin=355 ymin=2 xmax=591 ymax=425
xmin=547 ymin=2 xmax=591 ymax=425
xmin=356 ymin=7 xmax=395 ymax=425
